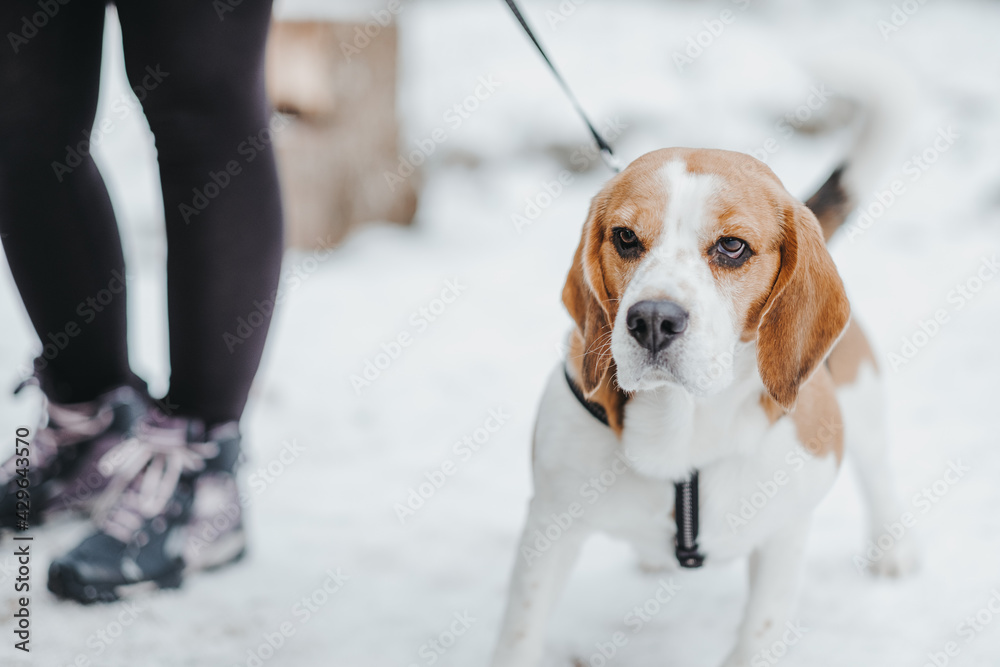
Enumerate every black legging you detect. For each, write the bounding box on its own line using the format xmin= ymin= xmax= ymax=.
xmin=0 ymin=0 xmax=283 ymax=424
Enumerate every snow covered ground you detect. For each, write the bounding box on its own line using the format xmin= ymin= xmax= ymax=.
xmin=1 ymin=0 xmax=999 ymax=665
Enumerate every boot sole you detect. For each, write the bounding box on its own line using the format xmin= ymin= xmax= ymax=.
xmin=47 ymin=560 xmax=184 ymax=605
xmin=47 ymin=543 xmax=247 ymax=605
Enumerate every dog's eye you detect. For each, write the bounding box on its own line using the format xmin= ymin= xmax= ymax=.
xmin=712 ymin=237 xmax=752 ymax=266
xmin=612 ymin=227 xmax=642 ymax=258
xmin=718 ymin=238 xmax=745 ymax=257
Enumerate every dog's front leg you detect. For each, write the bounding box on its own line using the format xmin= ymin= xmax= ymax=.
xmin=721 ymin=520 xmax=810 ymax=667
xmin=491 ymin=497 xmax=588 ymax=667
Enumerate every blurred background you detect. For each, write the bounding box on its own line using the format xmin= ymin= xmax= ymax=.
xmin=1 ymin=0 xmax=999 ymax=665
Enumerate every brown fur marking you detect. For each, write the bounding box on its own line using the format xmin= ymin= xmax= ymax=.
xmin=827 ymin=319 xmax=877 ymax=386
xmin=787 ymin=366 xmax=844 ymax=463
xmin=566 ymin=331 xmax=628 ymax=435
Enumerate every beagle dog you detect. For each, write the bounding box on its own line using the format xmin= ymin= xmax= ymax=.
xmin=492 ymin=133 xmax=919 ymax=663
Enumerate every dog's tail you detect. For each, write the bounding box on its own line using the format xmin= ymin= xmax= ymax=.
xmin=803 ymin=51 xmax=918 ymax=242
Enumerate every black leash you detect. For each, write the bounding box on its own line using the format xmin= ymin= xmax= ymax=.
xmin=564 ymin=370 xmax=705 ymax=568
xmin=501 ymin=0 xmax=622 ymax=174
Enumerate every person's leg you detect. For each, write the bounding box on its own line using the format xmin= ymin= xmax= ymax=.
xmin=47 ymin=0 xmax=283 ymax=602
xmin=116 ymin=0 xmax=283 ymax=425
xmin=0 ymin=2 xmax=151 ymax=531
xmin=0 ymin=0 xmax=135 ymax=403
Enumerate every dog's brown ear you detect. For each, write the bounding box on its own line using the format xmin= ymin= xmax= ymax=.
xmin=563 ymin=196 xmax=613 ymax=396
xmin=756 ymin=204 xmax=850 ymax=409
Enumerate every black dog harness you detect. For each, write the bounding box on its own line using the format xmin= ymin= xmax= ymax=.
xmin=565 ymin=368 xmax=706 ymax=568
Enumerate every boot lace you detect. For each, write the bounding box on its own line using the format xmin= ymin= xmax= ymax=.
xmin=1 ymin=389 xmax=113 ymax=482
xmin=94 ymin=416 xmax=219 ymax=544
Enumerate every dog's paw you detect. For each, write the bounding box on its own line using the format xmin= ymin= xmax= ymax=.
xmin=865 ymin=532 xmax=921 ymax=578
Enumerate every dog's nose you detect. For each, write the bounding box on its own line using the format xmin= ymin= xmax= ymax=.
xmin=626 ymin=300 xmax=689 ymax=353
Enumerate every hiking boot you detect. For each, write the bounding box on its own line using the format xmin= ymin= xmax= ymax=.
xmin=47 ymin=410 xmax=246 ymax=603
xmin=0 ymin=384 xmax=148 ymax=531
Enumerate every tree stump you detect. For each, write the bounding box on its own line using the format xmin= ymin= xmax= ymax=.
xmin=265 ymin=21 xmax=418 ymax=249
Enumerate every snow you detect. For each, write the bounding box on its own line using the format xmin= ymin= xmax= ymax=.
xmin=1 ymin=1 xmax=999 ymax=665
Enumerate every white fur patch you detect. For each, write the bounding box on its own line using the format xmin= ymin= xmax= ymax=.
xmin=612 ymin=160 xmax=739 ymax=396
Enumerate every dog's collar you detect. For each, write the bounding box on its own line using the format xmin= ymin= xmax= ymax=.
xmin=563 ymin=368 xmax=705 ymax=569
xmin=563 ymin=367 xmax=610 ymax=426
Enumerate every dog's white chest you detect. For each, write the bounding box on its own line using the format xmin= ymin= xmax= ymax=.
xmin=532 ymin=366 xmax=839 ymax=566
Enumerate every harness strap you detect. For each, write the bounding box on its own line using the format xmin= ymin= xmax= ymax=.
xmin=674 ymin=471 xmax=705 ymax=568
xmin=563 ymin=369 xmax=705 ymax=568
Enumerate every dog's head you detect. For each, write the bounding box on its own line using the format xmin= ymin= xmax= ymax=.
xmin=563 ymin=148 xmax=850 ymax=410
